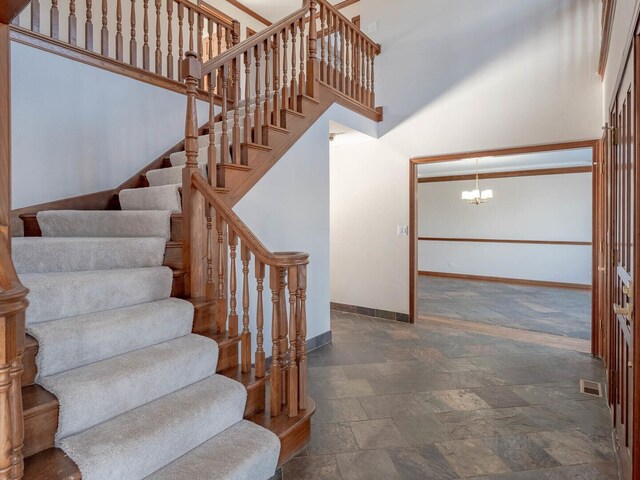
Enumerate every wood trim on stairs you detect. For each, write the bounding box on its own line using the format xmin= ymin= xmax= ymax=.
xmin=9 ymin=27 xmax=214 ymax=102
xmin=419 ymin=270 xmax=592 ymax=291
xmin=418 ymin=237 xmax=592 ymax=246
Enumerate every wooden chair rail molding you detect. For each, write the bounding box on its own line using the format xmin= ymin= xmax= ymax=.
xmin=418 ymin=237 xmax=592 ymax=246
xmin=182 ymin=52 xmax=310 ymax=418
xmin=11 ymin=0 xmax=239 ymax=88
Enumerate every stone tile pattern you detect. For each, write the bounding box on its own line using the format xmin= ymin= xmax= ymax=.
xmin=279 ymin=311 xmax=617 ymax=480
xmin=419 ymin=276 xmax=592 ymax=340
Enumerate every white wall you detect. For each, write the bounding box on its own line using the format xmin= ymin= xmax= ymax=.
xmin=330 ymin=0 xmax=602 ymax=315
xmin=11 ymin=41 xmax=211 ymax=208
xmin=234 ymin=103 xmax=376 ymax=351
xmin=417 ymin=173 xmax=592 ymax=285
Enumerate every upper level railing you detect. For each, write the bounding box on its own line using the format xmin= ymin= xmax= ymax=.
xmin=11 ymin=0 xmax=239 ymax=84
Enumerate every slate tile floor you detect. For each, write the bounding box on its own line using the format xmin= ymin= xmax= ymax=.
xmin=418 ymin=276 xmax=592 ymax=340
xmin=278 ymin=311 xmax=618 ymax=480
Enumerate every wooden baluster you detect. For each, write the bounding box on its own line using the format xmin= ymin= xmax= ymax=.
xmin=244 ymin=51 xmax=251 ymax=146
xmin=129 ymin=0 xmax=137 ymax=66
xmin=207 ymin=19 xmax=213 ymax=61
xmin=85 ymin=0 xmax=93 ymax=51
xmin=50 ymin=0 xmax=59 ymax=39
xmin=326 ymin=10 xmax=332 ymax=85
xmin=345 ymin=27 xmax=351 ymax=97
xmin=297 ymin=265 xmax=308 ymax=410
xmin=255 ymin=260 xmax=266 ymax=378
xmin=272 ymin=32 xmax=280 ymax=127
xmin=188 ymin=8 xmax=194 ymax=52
xmin=166 ymin=1 xmax=173 ymax=78
xmin=197 ymin=14 xmax=203 ymax=66
xmin=116 ymin=0 xmax=123 ymax=61
xmin=270 ymin=266 xmax=282 ymax=416
xmin=220 ymin=64 xmax=229 ymax=167
xmin=228 ymin=230 xmax=238 ymax=337
xmin=206 ymin=210 xmax=214 ymax=300
xmin=142 ymin=0 xmax=150 ymax=69
xmin=101 ymin=0 xmax=108 ymax=55
xmin=287 ymin=266 xmax=299 ymax=417
xmin=298 ymin=17 xmax=306 ymax=106
xmin=358 ymin=36 xmax=364 ymax=103
xmin=154 ymin=0 xmax=161 ymax=74
xmin=370 ymin=48 xmax=376 ymax=107
xmin=278 ymin=267 xmax=289 ymax=407
xmin=367 ymin=44 xmax=372 ymax=107
xmin=331 ymin=14 xmax=340 ymax=88
xmin=177 ymin=4 xmax=184 ymax=80
xmin=319 ymin=3 xmax=325 ymax=82
xmin=253 ymin=43 xmax=263 ymax=145
xmin=232 ymin=55 xmax=241 ymax=164
xmin=69 ymin=0 xmax=77 ymax=45
xmin=281 ymin=27 xmax=289 ymax=115
xmin=216 ymin=23 xmax=222 ymax=56
xmin=290 ymin=22 xmax=297 ymax=110
xmin=307 ymin=0 xmax=318 ymax=97
xmin=208 ymin=76 xmax=220 ymax=186
xmin=241 ymin=244 xmax=251 ymax=372
xmin=214 ymin=214 xmax=226 ymax=332
xmin=232 ymin=20 xmax=240 ymax=46
xmin=263 ymin=39 xmax=271 ymax=128
xmin=31 ymin=0 xmax=40 ymax=33
xmin=339 ymin=19 xmax=345 ymax=92
xmin=355 ymin=34 xmax=361 ymax=102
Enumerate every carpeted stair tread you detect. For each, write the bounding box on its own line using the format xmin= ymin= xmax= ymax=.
xmin=169 ymin=146 xmax=213 ymax=167
xmin=146 ymin=420 xmax=280 ymax=480
xmin=12 ymin=237 xmax=166 ymax=274
xmin=59 ymin=374 xmax=246 ymax=480
xmin=146 ymin=164 xmax=207 ymax=187
xmin=119 ymin=185 xmax=182 ymax=213
xmin=21 ymin=266 xmax=173 ymax=325
xmin=29 ymin=298 xmax=194 ymax=377
xmin=41 ymin=334 xmax=219 ymax=439
xmin=37 ymin=210 xmax=172 ymax=240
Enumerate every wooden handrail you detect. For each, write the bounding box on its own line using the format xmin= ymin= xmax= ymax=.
xmin=201 ymin=2 xmax=309 ymax=76
xmin=192 ymin=173 xmax=309 ymax=267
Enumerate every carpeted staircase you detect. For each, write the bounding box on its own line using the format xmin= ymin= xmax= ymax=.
xmin=13 ymin=209 xmax=280 ymax=480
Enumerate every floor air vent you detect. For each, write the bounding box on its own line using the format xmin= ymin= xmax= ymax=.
xmin=580 ymin=379 xmax=602 ymax=397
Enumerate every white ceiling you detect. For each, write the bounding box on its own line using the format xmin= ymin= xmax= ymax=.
xmin=238 ymin=0 xmax=343 ymax=24
xmin=417 ymin=148 xmax=593 ymax=177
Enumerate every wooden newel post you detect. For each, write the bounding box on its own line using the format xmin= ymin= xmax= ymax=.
xmin=306 ymin=0 xmax=318 ymax=98
xmin=181 ymin=51 xmax=206 ymax=299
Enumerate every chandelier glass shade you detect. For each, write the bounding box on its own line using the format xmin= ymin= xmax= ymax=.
xmin=461 ymin=159 xmax=493 ymax=205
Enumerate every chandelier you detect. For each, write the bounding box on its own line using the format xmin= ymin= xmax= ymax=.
xmin=461 ymin=158 xmax=493 ymax=205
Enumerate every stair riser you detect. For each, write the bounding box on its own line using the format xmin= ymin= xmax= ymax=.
xmin=23 ymin=386 xmax=57 ymax=458
xmin=170 ymin=215 xmax=183 ymax=242
xmin=23 ymin=339 xmax=38 ymax=386
xmin=241 ymin=145 xmax=272 ymax=168
xmin=163 ymin=243 xmax=183 ymax=270
xmin=261 ymin=125 xmax=289 ymax=147
xmin=244 ymin=383 xmax=266 ymax=417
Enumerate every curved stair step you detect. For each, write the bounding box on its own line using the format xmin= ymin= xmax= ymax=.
xmin=41 ymin=334 xmax=219 ymax=439
xmin=36 ymin=210 xmax=172 ymax=240
xmin=12 ymin=237 xmax=167 ymax=274
xmin=146 ymin=164 xmax=207 ymax=187
xmin=146 ymin=420 xmax=279 ymax=480
xmin=119 ymin=184 xmax=182 ymax=213
xmin=29 ymin=298 xmax=194 ymax=377
xmin=58 ymin=375 xmax=246 ymax=480
xmin=21 ymin=266 xmax=174 ymax=325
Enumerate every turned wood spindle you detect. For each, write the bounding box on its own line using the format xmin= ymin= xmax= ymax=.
xmin=129 ymin=0 xmax=137 ymax=66
xmin=263 ymin=39 xmax=272 ymax=129
xmin=216 ymin=215 xmax=226 ymax=333
xmin=241 ymin=244 xmax=251 ymax=373
xmin=333 ymin=14 xmax=339 ymax=88
xmin=220 ymin=64 xmax=230 ymax=165
xmin=85 ymin=0 xmax=93 ymax=51
xmin=206 ymin=213 xmax=214 ymax=299
xmin=116 ymin=0 xmax=123 ymax=61
xmin=207 ymin=76 xmax=219 ymax=187
xmin=278 ymin=267 xmax=289 ymax=407
xmin=50 ymin=0 xmax=59 ymax=39
xmin=297 ymin=265 xmax=308 ymax=410
xmin=188 ymin=9 xmax=194 ymax=52
xmin=166 ymin=1 xmax=174 ymax=78
xmin=69 ymin=0 xmax=77 ymax=45
xmin=142 ymin=0 xmax=149 ymax=70
xmin=307 ymin=0 xmax=318 ymax=96
xmin=101 ymin=0 xmax=108 ymax=55
xmin=290 ymin=23 xmax=297 ymax=110
xmin=207 ymin=19 xmax=213 ymax=61
xmin=216 ymin=24 xmax=222 ymax=56
xmin=339 ymin=19 xmax=345 ymax=92
xmin=253 ymin=43 xmax=263 ymax=145
xmin=298 ymin=17 xmax=306 ymax=104
xmin=281 ymin=27 xmax=289 ymax=114
xmin=232 ymin=55 xmax=241 ymax=164
xmin=197 ymin=14 xmax=204 ymax=65
xmin=177 ymin=4 xmax=184 ymax=80
xmin=244 ymin=51 xmax=252 ymax=146
xmin=228 ymin=231 xmax=238 ymax=338
xmin=155 ymin=0 xmax=162 ymax=74
xmin=255 ymin=260 xmax=266 ymax=378
xmin=288 ymin=266 xmax=299 ymax=417
xmin=319 ymin=3 xmax=325 ymax=82
xmin=272 ymin=32 xmax=280 ymax=127
xmin=270 ymin=266 xmax=282 ymax=416
xmin=326 ymin=10 xmax=333 ymax=85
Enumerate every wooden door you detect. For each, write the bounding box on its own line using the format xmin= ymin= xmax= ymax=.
xmin=609 ymin=44 xmax=636 ymax=479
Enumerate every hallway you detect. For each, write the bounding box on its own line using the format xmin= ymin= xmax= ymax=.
xmin=280 ymin=311 xmax=616 ymax=480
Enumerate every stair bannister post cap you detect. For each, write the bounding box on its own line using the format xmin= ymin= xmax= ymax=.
xmin=181 ymin=51 xmax=202 ymax=81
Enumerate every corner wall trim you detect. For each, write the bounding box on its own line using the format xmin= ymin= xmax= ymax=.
xmin=418 ymin=237 xmax=592 ymax=247
xmin=331 ymin=302 xmax=410 ymax=323
xmin=419 ymin=271 xmax=591 ymax=291
xmin=418 ymin=166 xmax=592 ymax=183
